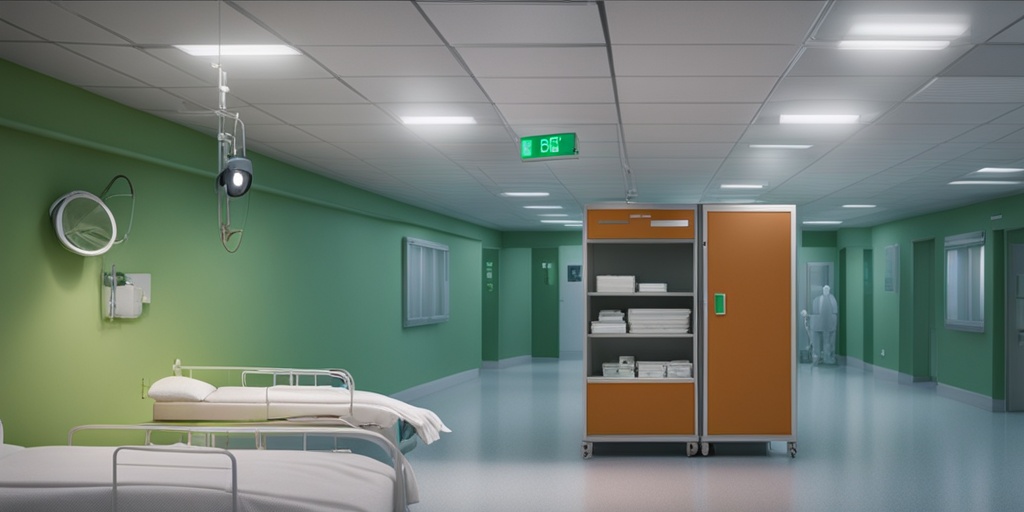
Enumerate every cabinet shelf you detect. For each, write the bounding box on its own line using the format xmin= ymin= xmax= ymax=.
xmin=588 ymin=292 xmax=694 ymax=297
xmin=588 ymin=333 xmax=693 ymax=339
xmin=587 ymin=377 xmax=694 ymax=384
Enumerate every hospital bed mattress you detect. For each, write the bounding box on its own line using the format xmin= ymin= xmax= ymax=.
xmin=0 ymin=444 xmax=400 ymax=512
xmin=150 ymin=379 xmax=450 ymax=445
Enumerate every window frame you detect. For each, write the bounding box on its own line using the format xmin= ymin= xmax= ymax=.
xmin=944 ymin=231 xmax=985 ymax=333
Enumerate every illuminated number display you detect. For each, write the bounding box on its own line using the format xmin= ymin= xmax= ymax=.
xmin=520 ymin=133 xmax=578 ymax=161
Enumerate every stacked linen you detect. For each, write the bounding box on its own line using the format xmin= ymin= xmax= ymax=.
xmin=637 ymin=282 xmax=668 ymax=293
xmin=591 ymin=310 xmax=627 ymax=334
xmin=637 ymin=361 xmax=668 ymax=378
xmin=627 ymin=308 xmax=691 ymax=334
xmin=667 ymin=360 xmax=693 ymax=379
xmin=596 ymin=275 xmax=635 ymax=293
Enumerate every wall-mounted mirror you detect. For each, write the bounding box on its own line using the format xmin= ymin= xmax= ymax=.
xmin=49 ymin=191 xmax=117 ymax=256
xmin=49 ymin=175 xmax=135 ymax=257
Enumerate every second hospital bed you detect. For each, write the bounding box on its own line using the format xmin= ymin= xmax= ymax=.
xmin=148 ymin=359 xmax=451 ymax=451
xmin=0 ymin=423 xmax=417 ymax=512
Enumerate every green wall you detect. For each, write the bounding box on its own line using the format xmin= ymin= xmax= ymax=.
xmin=498 ymin=248 xmax=532 ymax=360
xmin=482 ymin=249 xmax=500 ymax=361
xmin=0 ymin=59 xmax=501 ymax=446
xmin=837 ymin=192 xmax=1024 ymax=401
xmin=532 ymin=248 xmax=560 ymax=358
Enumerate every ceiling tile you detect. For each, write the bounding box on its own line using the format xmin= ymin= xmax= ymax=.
xmin=479 ymin=78 xmax=614 ymax=104
xmin=420 ymin=2 xmax=603 ymax=45
xmin=789 ymin=47 xmax=970 ymax=77
xmin=305 ymin=46 xmax=466 ymax=78
xmin=613 ymin=45 xmax=798 ymax=77
xmin=67 ymin=44 xmax=206 ymax=87
xmin=625 ymin=125 xmax=746 ymax=144
xmin=0 ymin=1 xmax=126 ymax=43
xmin=617 ymin=77 xmax=777 ymax=103
xmin=346 ymin=76 xmax=487 ymax=103
xmin=772 ymin=76 xmax=928 ymax=103
xmin=229 ymin=78 xmax=365 ymax=105
xmin=909 ymin=77 xmax=1024 ymax=103
xmin=499 ymin=104 xmax=618 ymax=126
xmin=606 ymin=1 xmax=823 ymax=44
xmin=238 ymin=1 xmax=441 ymax=45
xmin=65 ymin=1 xmax=280 ymax=45
xmin=257 ymin=104 xmax=396 ymax=125
xmin=458 ymin=47 xmax=609 ymax=79
xmin=620 ymin=104 xmax=759 ymax=125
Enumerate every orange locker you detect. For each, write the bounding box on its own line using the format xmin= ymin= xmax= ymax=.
xmin=702 ymin=205 xmax=796 ymax=456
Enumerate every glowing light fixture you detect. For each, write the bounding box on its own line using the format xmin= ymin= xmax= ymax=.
xmin=749 ymin=144 xmax=813 ymax=149
xmin=524 ymin=205 xmax=562 ymax=209
xmin=843 ymin=204 xmax=877 ymax=209
xmin=502 ymin=192 xmax=549 ymax=197
xmin=175 ymin=44 xmax=300 ymax=56
xmin=848 ymin=22 xmax=966 ymax=38
xmin=401 ymin=116 xmax=476 ymax=125
xmin=839 ymin=40 xmax=949 ymax=51
xmin=949 ymin=180 xmax=1022 ymax=186
xmin=720 ymin=184 xmax=764 ymax=190
xmin=976 ymin=167 xmax=1024 ymax=173
xmin=803 ymin=220 xmax=843 ymax=225
xmin=780 ymin=114 xmax=859 ymax=124
xmin=541 ymin=219 xmax=579 ymax=224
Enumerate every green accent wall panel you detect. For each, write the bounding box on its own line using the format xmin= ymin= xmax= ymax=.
xmin=0 ymin=59 xmax=496 ymax=447
xmin=482 ymin=249 xmax=500 ymax=362
xmin=531 ymin=248 xmax=560 ymax=358
xmin=498 ymin=249 xmax=532 ymax=360
xmin=503 ymin=231 xmax=581 ymax=249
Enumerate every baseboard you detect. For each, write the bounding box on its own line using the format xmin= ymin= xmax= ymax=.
xmin=560 ymin=350 xmax=583 ymax=360
xmin=481 ymin=354 xmax=532 ymax=370
xmin=937 ymin=383 xmax=1004 ymax=412
xmin=390 ymin=368 xmax=479 ymax=403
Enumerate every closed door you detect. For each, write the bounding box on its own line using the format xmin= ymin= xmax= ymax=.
xmin=704 ymin=207 xmax=794 ymax=436
xmin=1007 ymin=236 xmax=1024 ymax=411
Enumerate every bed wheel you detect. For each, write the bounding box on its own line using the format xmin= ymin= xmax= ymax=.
xmin=686 ymin=442 xmax=699 ymax=457
xmin=582 ymin=441 xmax=593 ymax=459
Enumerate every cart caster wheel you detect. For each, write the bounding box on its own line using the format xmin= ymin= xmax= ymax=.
xmin=788 ymin=442 xmax=797 ymax=458
xmin=582 ymin=442 xmax=593 ymax=459
xmin=700 ymin=442 xmax=711 ymax=456
xmin=686 ymin=442 xmax=699 ymax=457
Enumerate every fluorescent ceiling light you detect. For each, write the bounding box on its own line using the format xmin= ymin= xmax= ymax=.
xmin=174 ymin=45 xmax=300 ymax=56
xmin=748 ymin=144 xmax=813 ymax=149
xmin=537 ymin=213 xmax=568 ymax=217
xmin=843 ymin=204 xmax=876 ymax=209
xmin=949 ymin=180 xmax=1022 ymax=186
xmin=848 ymin=22 xmax=966 ymax=38
xmin=401 ymin=116 xmax=476 ymax=125
xmin=976 ymin=167 xmax=1024 ymax=174
xmin=780 ymin=114 xmax=859 ymax=124
xmin=802 ymin=221 xmax=843 ymax=225
xmin=541 ymin=219 xmax=579 ymax=224
xmin=839 ymin=40 xmax=949 ymax=51
xmin=524 ymin=205 xmax=562 ymax=209
xmin=720 ymin=184 xmax=764 ymax=190
xmin=502 ymin=192 xmax=549 ymax=197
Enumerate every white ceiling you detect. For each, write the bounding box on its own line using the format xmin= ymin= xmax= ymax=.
xmin=3 ymin=1 xmax=1024 ymax=231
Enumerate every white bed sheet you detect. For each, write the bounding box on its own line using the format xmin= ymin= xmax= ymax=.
xmin=0 ymin=445 xmax=401 ymax=512
xmin=153 ymin=385 xmax=450 ymax=445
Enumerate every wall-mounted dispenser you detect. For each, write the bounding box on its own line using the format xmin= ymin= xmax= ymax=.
xmin=102 ymin=265 xmax=150 ymax=319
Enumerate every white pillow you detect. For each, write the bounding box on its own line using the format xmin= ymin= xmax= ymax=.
xmin=148 ymin=376 xmax=217 ymax=402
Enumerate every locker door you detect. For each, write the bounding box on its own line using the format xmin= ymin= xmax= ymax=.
xmin=704 ymin=208 xmax=794 ymax=436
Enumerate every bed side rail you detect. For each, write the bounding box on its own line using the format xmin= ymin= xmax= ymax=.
xmin=70 ymin=424 xmax=411 ymax=512
xmin=113 ymin=445 xmax=238 ymax=512
xmin=173 ymin=359 xmax=355 ymax=390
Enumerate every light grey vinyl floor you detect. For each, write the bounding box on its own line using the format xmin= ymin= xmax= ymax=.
xmin=405 ymin=358 xmax=1024 ymax=512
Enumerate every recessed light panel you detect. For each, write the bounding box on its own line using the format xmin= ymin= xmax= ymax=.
xmin=976 ymin=167 xmax=1024 ymax=174
xmin=949 ymin=180 xmax=1021 ymax=186
xmin=780 ymin=114 xmax=859 ymax=124
xmin=720 ymin=184 xmax=764 ymax=190
xmin=838 ymin=40 xmax=949 ymax=51
xmin=748 ymin=144 xmax=813 ymax=149
xmin=524 ymin=205 xmax=562 ymax=209
xmin=501 ymin=192 xmax=549 ymax=197
xmin=842 ymin=204 xmax=876 ymax=209
xmin=401 ymin=116 xmax=476 ymax=125
xmin=802 ymin=220 xmax=843 ymax=225
xmin=175 ymin=45 xmax=300 ymax=56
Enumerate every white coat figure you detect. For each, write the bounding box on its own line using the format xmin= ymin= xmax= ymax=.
xmin=810 ymin=285 xmax=838 ymax=365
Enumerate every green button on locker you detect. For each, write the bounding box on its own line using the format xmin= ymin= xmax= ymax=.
xmin=714 ymin=293 xmax=726 ymax=315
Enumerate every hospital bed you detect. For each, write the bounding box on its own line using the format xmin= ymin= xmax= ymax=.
xmin=148 ymin=359 xmax=450 ymax=452
xmin=0 ymin=423 xmax=417 ymax=512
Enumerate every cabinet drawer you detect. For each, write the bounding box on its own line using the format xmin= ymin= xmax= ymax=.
xmin=586 ymin=382 xmax=695 ymax=435
xmin=587 ymin=209 xmax=695 ymax=239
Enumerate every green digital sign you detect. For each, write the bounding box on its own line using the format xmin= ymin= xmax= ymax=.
xmin=520 ymin=133 xmax=578 ymax=161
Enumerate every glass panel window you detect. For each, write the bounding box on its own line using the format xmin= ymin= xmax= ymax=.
xmin=404 ymin=237 xmax=450 ymax=327
xmin=944 ymin=232 xmax=985 ymax=332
